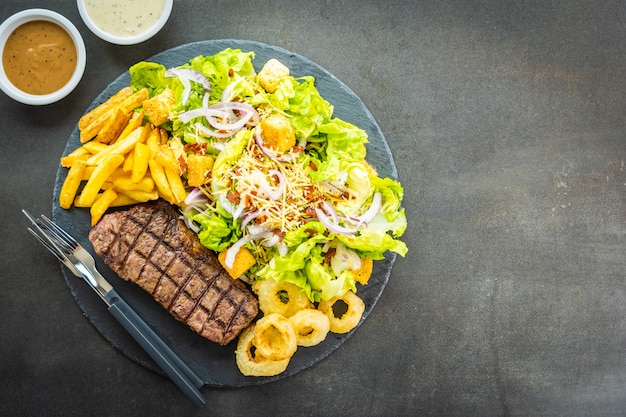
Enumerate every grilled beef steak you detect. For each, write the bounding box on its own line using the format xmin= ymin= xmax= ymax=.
xmin=88 ymin=200 xmax=258 ymax=345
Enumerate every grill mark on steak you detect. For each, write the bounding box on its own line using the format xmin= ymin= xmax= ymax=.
xmin=89 ymin=200 xmax=258 ymax=345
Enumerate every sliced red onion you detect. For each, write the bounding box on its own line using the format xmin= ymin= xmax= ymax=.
xmin=260 ymin=235 xmax=288 ymax=256
xmin=233 ymin=203 xmax=245 ymax=219
xmin=247 ymin=224 xmax=271 ymax=238
xmin=241 ymin=210 xmax=264 ymax=228
xmin=221 ymin=78 xmax=243 ymax=103
xmin=209 ymin=102 xmax=259 ymax=128
xmin=262 ymin=234 xmax=281 ymax=248
xmin=321 ymin=201 xmax=339 ymax=223
xmin=180 ymin=103 xmax=259 ymax=137
xmin=356 ymin=192 xmax=382 ymax=226
xmin=193 ymin=122 xmax=235 ymax=139
xmin=181 ymin=214 xmax=200 ymax=234
xmin=165 ymin=68 xmax=212 ymax=91
xmin=178 ymin=107 xmax=230 ymax=123
xmin=314 ymin=207 xmax=357 ymax=235
xmin=184 ymin=187 xmax=208 ymax=206
xmin=165 ymin=68 xmax=212 ymax=106
xmin=319 ymin=181 xmax=343 ymax=196
xmin=224 ymin=235 xmax=253 ymax=268
xmin=224 ymin=225 xmax=273 ymax=268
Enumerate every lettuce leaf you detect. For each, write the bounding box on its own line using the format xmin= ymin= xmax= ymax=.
xmin=129 ymin=61 xmax=170 ymax=95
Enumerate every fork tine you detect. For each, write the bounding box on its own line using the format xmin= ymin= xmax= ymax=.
xmin=27 ymin=227 xmax=64 ymax=261
xmin=34 ymin=215 xmax=76 ymax=256
xmin=42 ymin=215 xmax=76 ymax=245
xmin=40 ymin=214 xmax=79 ymax=249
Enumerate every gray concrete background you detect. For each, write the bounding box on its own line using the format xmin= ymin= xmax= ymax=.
xmin=1 ymin=1 xmax=624 ymax=416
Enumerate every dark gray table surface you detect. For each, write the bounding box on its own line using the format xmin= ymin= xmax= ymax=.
xmin=1 ymin=1 xmax=624 ymax=416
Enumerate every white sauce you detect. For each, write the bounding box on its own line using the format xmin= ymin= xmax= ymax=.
xmin=84 ymin=0 xmax=166 ymax=38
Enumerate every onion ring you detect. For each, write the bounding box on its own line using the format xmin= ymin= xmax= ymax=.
xmin=318 ymin=290 xmax=365 ymax=334
xmin=253 ymin=313 xmax=297 ymax=361
xmin=235 ymin=325 xmax=290 ymax=377
xmin=289 ymin=309 xmax=330 ymax=347
xmin=253 ymin=278 xmax=313 ymax=317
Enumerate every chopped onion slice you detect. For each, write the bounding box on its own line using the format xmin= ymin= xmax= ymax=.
xmin=165 ymin=68 xmax=212 ymax=90
xmin=193 ymin=122 xmax=235 ymax=139
xmin=224 ymin=235 xmax=253 ymax=269
xmin=356 ymin=192 xmax=382 ymax=226
xmin=314 ymin=207 xmax=357 ymax=235
xmin=165 ymin=68 xmax=212 ymax=105
xmin=224 ymin=225 xmax=273 ymax=269
xmin=178 ymin=107 xmax=230 ymax=123
xmin=221 ymin=78 xmax=243 ymax=103
xmin=179 ymin=103 xmax=259 ymax=137
xmin=241 ymin=210 xmax=263 ymax=229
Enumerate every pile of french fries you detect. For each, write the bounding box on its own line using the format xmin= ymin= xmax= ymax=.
xmin=59 ymin=86 xmax=214 ymax=226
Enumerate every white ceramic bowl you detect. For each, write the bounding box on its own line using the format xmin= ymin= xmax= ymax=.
xmin=0 ymin=9 xmax=86 ymax=105
xmin=77 ymin=0 xmax=173 ymax=45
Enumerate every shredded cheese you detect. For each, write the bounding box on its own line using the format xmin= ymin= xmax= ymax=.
xmin=226 ymin=138 xmax=325 ymax=234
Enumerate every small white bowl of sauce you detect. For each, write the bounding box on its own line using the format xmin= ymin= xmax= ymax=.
xmin=77 ymin=0 xmax=173 ymax=45
xmin=0 ymin=9 xmax=86 ymax=105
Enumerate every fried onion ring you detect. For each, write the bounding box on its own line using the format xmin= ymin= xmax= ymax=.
xmin=289 ymin=308 xmax=331 ymax=347
xmin=318 ymin=290 xmax=365 ymax=334
xmin=235 ymin=325 xmax=291 ymax=377
xmin=253 ymin=278 xmax=312 ymax=317
xmin=253 ymin=313 xmax=298 ymax=360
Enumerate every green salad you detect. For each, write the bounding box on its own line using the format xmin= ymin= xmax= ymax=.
xmin=129 ymin=48 xmax=407 ymax=302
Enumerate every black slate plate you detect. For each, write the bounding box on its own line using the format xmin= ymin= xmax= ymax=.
xmin=51 ymin=39 xmax=398 ymax=387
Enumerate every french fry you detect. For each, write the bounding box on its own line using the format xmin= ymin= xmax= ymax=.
xmin=82 ymin=141 xmax=109 ymax=155
xmin=81 ymin=166 xmax=97 ymax=181
xmin=118 ymin=88 xmax=149 ymax=113
xmin=146 ymin=126 xmax=161 ymax=153
xmin=113 ymin=176 xmax=155 ymax=193
xmin=122 ymin=149 xmax=135 ymax=172
xmin=59 ymin=160 xmax=87 ymax=209
xmin=78 ymin=86 xmax=133 ymax=131
xmin=77 ymin=154 xmax=125 ymax=207
xmin=165 ymin=165 xmax=187 ymax=204
xmin=96 ymin=106 xmax=131 ymax=144
xmin=85 ymin=125 xmax=147 ymax=166
xmin=117 ymin=110 xmax=144 ymax=142
xmin=159 ymin=127 xmax=169 ymax=144
xmin=79 ymin=88 xmax=148 ymax=143
xmin=109 ymin=194 xmax=140 ymax=207
xmin=90 ymin=188 xmax=119 ymax=226
xmin=131 ymin=142 xmax=151 ymax=183
xmin=118 ymin=189 xmax=159 ymax=203
xmin=148 ymin=159 xmax=175 ymax=203
xmin=154 ymin=146 xmax=180 ymax=173
xmin=60 ymin=146 xmax=90 ymax=168
xmin=60 ymin=153 xmax=90 ymax=168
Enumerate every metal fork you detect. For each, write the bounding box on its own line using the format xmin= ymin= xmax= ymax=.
xmin=23 ymin=210 xmax=206 ymax=407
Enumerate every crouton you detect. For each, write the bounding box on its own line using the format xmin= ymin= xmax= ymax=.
xmin=353 ymin=258 xmax=373 ymax=285
xmin=143 ymin=88 xmax=175 ymax=126
xmin=260 ymin=114 xmax=296 ymax=153
xmin=186 ymin=154 xmax=214 ymax=187
xmin=219 ymin=247 xmax=257 ymax=279
xmin=257 ymin=58 xmax=290 ymax=93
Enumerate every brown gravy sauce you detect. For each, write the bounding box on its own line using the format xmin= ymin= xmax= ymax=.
xmin=2 ymin=20 xmax=77 ymax=95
